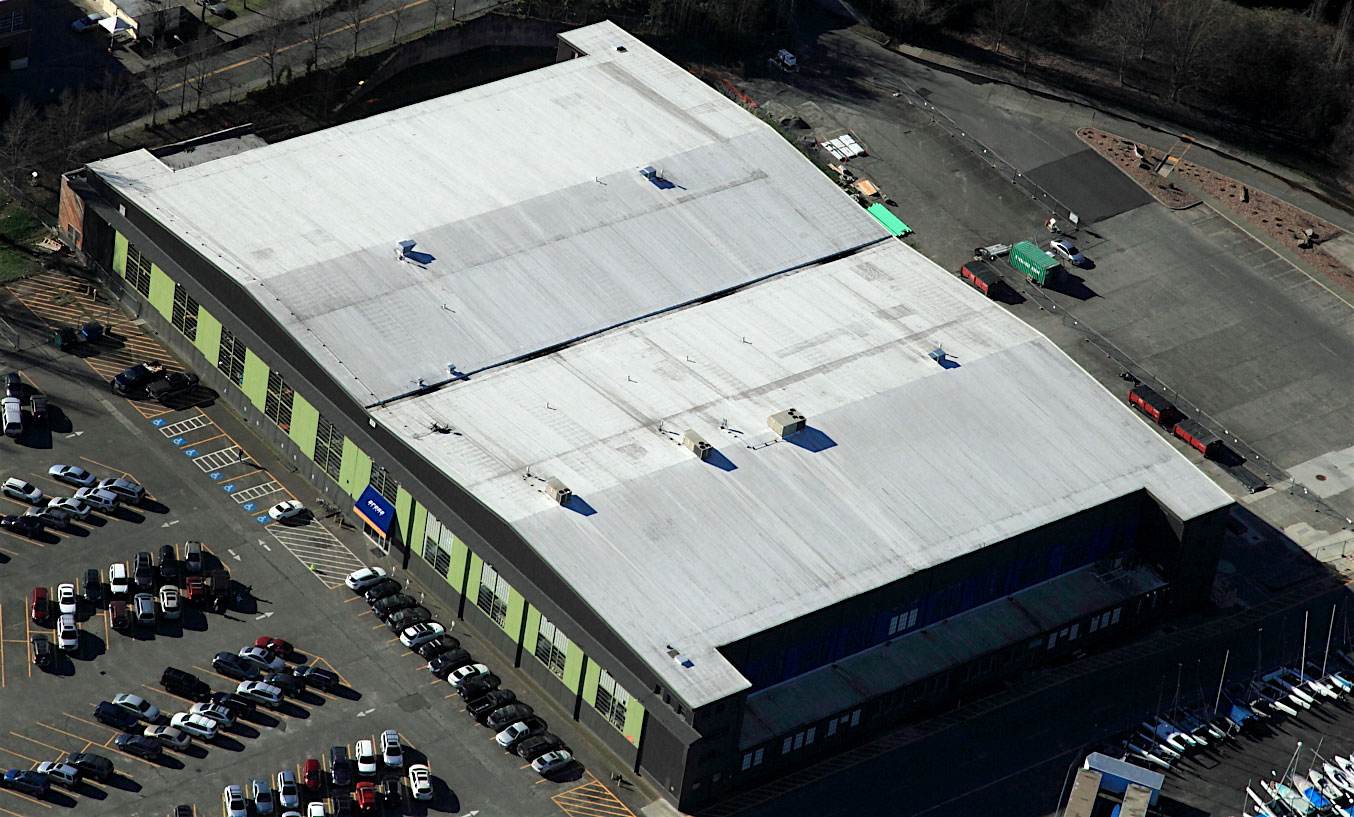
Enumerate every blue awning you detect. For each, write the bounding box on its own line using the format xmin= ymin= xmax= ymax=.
xmin=353 ymin=486 xmax=395 ymax=536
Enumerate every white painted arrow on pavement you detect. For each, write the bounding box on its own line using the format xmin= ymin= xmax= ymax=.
xmin=65 ymin=431 xmax=84 ymax=438
xmin=355 ymin=708 xmax=376 ymax=718
xmin=254 ymin=611 xmax=274 ymax=620
xmin=228 ymin=548 xmax=241 ymax=562
xmin=160 ymin=520 xmax=180 ymax=528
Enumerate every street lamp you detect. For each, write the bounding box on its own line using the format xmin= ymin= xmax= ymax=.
xmin=172 ymin=34 xmax=189 ymax=114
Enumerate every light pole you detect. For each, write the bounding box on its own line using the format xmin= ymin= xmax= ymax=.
xmin=172 ymin=34 xmax=188 ymax=114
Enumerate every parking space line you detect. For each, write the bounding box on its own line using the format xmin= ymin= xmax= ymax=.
xmin=0 ymin=602 xmax=5 ymax=688
xmin=0 ymin=786 xmax=52 ymax=808
xmin=10 ymin=733 xmax=64 ymax=756
xmin=63 ymin=714 xmax=115 ymax=733
xmin=0 ymin=741 xmax=41 ymax=763
xmin=34 ymin=723 xmax=96 ymax=746
xmin=77 ymin=457 xmax=133 ymax=480
xmin=140 ymin=683 xmax=200 ymax=706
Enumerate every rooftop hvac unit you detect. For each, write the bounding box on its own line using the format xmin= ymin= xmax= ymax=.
xmin=545 ymin=478 xmax=572 ymax=506
xmin=682 ymin=430 xmax=712 ymax=461
xmin=767 ymin=408 xmax=806 ymax=438
xmin=638 ymin=166 xmax=658 ymax=180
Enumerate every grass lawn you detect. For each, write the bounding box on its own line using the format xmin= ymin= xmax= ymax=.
xmin=0 ymin=203 xmax=48 ymax=283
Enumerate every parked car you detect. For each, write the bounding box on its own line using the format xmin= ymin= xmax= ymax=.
xmin=3 ymin=769 xmax=50 ymax=796
xmin=254 ymin=636 xmax=293 ymax=657
xmin=185 ymin=576 xmax=207 ymax=605
xmin=414 ymin=634 xmax=461 ymax=659
xmin=457 ymin=676 xmax=501 ymax=701
xmin=49 ymin=496 xmax=92 ymax=520
xmin=486 ymin=703 xmax=535 ymax=731
xmin=76 ymin=487 xmax=120 ymax=512
xmin=56 ymin=583 xmax=78 ymax=616
xmin=344 ymin=567 xmax=387 ymax=591
xmin=30 ymin=635 xmax=53 ymax=668
xmin=265 ymin=671 xmax=305 ymax=697
xmin=144 ymin=725 xmax=192 ymax=750
xmin=379 ymin=729 xmax=403 ymax=767
xmin=157 ymin=545 xmax=179 ymax=584
xmin=30 ymin=587 xmax=51 ymax=625
xmin=34 ymin=761 xmax=80 ymax=789
xmin=64 ymin=752 xmax=114 ymax=782
xmin=267 ymin=500 xmax=305 ymax=522
xmin=239 ymin=645 xmax=285 ymax=672
xmin=385 ymin=607 xmax=432 ymax=632
xmin=56 ymin=615 xmax=80 ymax=651
xmin=70 ymin=12 xmax=105 ymax=32
xmin=531 ymin=750 xmax=573 ymax=774
xmin=372 ymin=594 xmax=418 ymax=620
xmin=449 ymin=663 xmax=492 ymax=688
xmin=467 ymin=690 xmax=517 ymax=721
xmin=159 ymin=586 xmax=180 ymax=619
xmin=184 ymin=541 xmax=204 ymax=573
xmin=3 ymin=477 xmax=43 ymax=504
xmin=1048 ymin=238 xmax=1088 ymax=267
xmin=362 ymin=579 xmax=402 ymax=603
xmin=354 ymin=739 xmax=377 ymax=776
xmin=107 ymin=563 xmax=130 ymax=596
xmin=306 ymin=802 xmax=327 ymax=817
xmin=93 ymin=701 xmax=141 ymax=732
xmin=1 ymin=514 xmax=42 ymax=537
xmin=132 ymin=593 xmax=156 ymax=626
xmin=48 ymin=464 xmax=96 ymax=488
xmin=329 ymin=746 xmax=352 ymax=787
xmin=293 ymin=665 xmax=339 ymax=691
xmin=2 ymin=372 xmax=18 ymax=397
xmin=160 ymin=667 xmax=212 ymax=701
xmin=170 ymin=712 xmax=218 ymax=740
xmin=98 ymin=477 xmax=145 ymax=504
xmin=515 ymin=733 xmax=564 ymax=761
xmin=108 ymin=600 xmax=130 ymax=631
xmin=353 ymin=782 xmax=376 ymax=814
xmin=236 ymin=681 xmax=283 ymax=707
xmin=251 ymin=777 xmax=275 ymax=815
xmin=495 ymin=716 xmax=548 ymax=750
xmin=190 ymin=702 xmax=235 ymax=727
xmin=213 ymin=652 xmax=261 ymax=681
xmin=114 ymin=733 xmax=162 ymax=760
xmin=147 ymin=371 xmax=199 ymax=404
xmin=406 ymin=764 xmax=433 ymax=801
xmin=428 ymin=649 xmax=474 ymax=679
xmin=223 ymin=784 xmax=248 ymax=817
xmin=24 ymin=506 xmax=70 ymax=529
xmin=110 ymin=361 xmax=164 ymax=397
xmin=276 ymin=770 xmax=300 ymax=809
xmin=82 ymin=568 xmax=102 ymax=605
xmin=110 ymin=693 xmax=161 ymax=722
xmin=301 ymin=758 xmax=322 ymax=791
xmin=401 ymin=622 xmax=445 ymax=648
xmin=209 ymin=692 xmax=256 ymax=719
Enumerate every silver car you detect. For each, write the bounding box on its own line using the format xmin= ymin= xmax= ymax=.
xmin=276 ymin=770 xmax=300 ymax=809
xmin=98 ymin=477 xmax=144 ymax=503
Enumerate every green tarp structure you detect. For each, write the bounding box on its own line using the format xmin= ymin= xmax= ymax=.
xmin=867 ymin=203 xmax=911 ymax=237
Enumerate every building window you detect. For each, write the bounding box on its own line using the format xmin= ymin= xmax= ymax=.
xmin=827 ymin=719 xmax=837 ymax=737
xmin=125 ymin=243 xmax=152 ymax=296
xmin=753 ymin=748 xmax=764 ymax=766
xmin=432 ymin=546 xmax=451 ymax=576
xmin=217 ymin=328 xmax=247 ymax=385
xmin=888 ymin=608 xmax=918 ymax=636
xmin=314 ymin=415 xmax=344 ymax=480
xmin=264 ymin=370 xmax=294 ymax=431
xmin=1069 ymin=623 xmax=1079 ymax=640
xmin=741 ymin=753 xmax=752 ymax=771
xmin=369 ymin=463 xmax=399 ymax=503
xmin=805 ymin=727 xmax=815 ymax=746
xmin=0 ymin=11 xmax=27 ymax=35
xmin=476 ymin=563 xmax=510 ymax=626
xmin=170 ymin=282 xmax=199 ymax=341
xmin=594 ymin=668 xmax=629 ymax=732
xmin=1110 ymin=607 xmax=1122 ymax=625
xmin=535 ymin=615 xmax=569 ymax=679
xmin=781 ymin=737 xmax=792 ymax=755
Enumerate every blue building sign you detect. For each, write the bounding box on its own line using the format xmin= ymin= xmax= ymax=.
xmin=353 ymin=486 xmax=395 ymax=537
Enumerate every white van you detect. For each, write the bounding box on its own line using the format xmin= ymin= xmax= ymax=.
xmin=2 ymin=396 xmax=21 ymax=438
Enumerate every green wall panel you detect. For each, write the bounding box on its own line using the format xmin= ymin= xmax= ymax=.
xmin=562 ymin=641 xmax=585 ymax=693
xmin=394 ymin=487 xmax=414 ymax=544
xmin=113 ymin=233 xmax=128 ymax=276
xmin=448 ymin=536 xmax=470 ymax=595
xmin=288 ymin=395 xmax=319 ymax=460
xmin=240 ymin=350 xmax=268 ymax=409
xmin=408 ymin=502 xmax=428 ymax=556
xmin=502 ymin=589 xmax=524 ymax=641
xmin=523 ymin=607 xmax=542 ymax=652
xmin=147 ymin=267 xmax=174 ymax=317
xmin=621 ymin=697 xmax=644 ymax=745
xmin=581 ymin=660 xmax=601 ymax=708
xmin=194 ymin=309 xmax=222 ymax=363
xmin=339 ymin=439 xmax=370 ymax=498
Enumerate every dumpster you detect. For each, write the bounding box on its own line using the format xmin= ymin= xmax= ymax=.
xmin=1173 ymin=420 xmax=1223 ymax=459
xmin=51 ymin=327 xmax=77 ymax=350
xmin=1008 ymin=240 xmax=1059 ymax=286
xmin=958 ymin=260 xmax=1004 ymax=298
xmin=1127 ymin=385 xmax=1180 ymax=426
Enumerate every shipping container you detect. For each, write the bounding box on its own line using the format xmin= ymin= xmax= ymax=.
xmin=1173 ymin=420 xmax=1222 ymax=459
xmin=1008 ymin=240 xmax=1059 ymax=286
xmin=959 ymin=260 xmax=1003 ymax=298
xmin=1127 ymin=385 xmax=1179 ymax=426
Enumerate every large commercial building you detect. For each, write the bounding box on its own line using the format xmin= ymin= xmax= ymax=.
xmin=59 ymin=22 xmax=1232 ymax=810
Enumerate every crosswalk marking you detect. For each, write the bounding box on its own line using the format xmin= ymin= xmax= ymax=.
xmin=193 ymin=446 xmax=244 ymax=472
xmin=160 ymin=415 xmax=211 ymax=437
xmin=231 ymin=482 xmax=283 ymax=503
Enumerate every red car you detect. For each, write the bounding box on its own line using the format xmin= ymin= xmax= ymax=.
xmin=184 ymin=576 xmax=207 ymax=604
xmin=30 ymin=587 xmax=51 ymax=625
xmin=354 ymin=782 xmax=376 ymax=813
xmin=301 ymin=757 xmax=322 ymax=791
xmin=255 ymin=636 xmax=292 ymax=657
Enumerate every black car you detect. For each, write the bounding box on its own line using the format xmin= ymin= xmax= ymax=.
xmin=486 ymin=703 xmax=535 ymax=731
xmin=457 ymin=676 xmax=501 ymax=701
xmin=157 ymin=545 xmax=179 ymax=585
xmin=362 ymin=579 xmax=402 ymax=604
xmin=209 ymin=692 xmax=256 ymax=718
xmin=146 ymin=372 xmax=199 ymax=404
xmin=329 ymin=746 xmax=352 ymax=787
xmin=110 ymin=361 xmax=164 ymax=397
xmin=64 ymin=751 xmax=114 ymax=782
xmin=160 ymin=667 xmax=212 ymax=701
xmin=0 ymin=515 xmax=42 ymax=537
xmin=94 ymin=701 xmax=141 ymax=732
xmin=183 ymin=541 xmax=204 ymax=574
xmin=331 ymin=789 xmax=352 ymax=817
xmin=415 ymin=634 xmax=461 ymax=659
xmin=172 ymin=806 xmax=193 ymax=817
xmin=212 ymin=652 xmax=261 ymax=681
xmin=467 ymin=690 xmax=516 ymax=721
xmin=372 ymin=594 xmax=418 ymax=620
xmin=264 ymin=671 xmax=304 ymax=696
xmin=134 ymin=551 xmax=153 ymax=570
xmin=293 ymin=665 xmax=340 ymax=691
xmin=384 ymin=607 xmax=432 ymax=632
xmin=113 ymin=734 xmax=162 ymax=760
xmin=515 ymin=733 xmax=564 ymax=761
xmin=428 ymin=648 xmax=474 ymax=679
xmin=378 ymin=777 xmax=400 ymax=806
xmin=30 ymin=635 xmax=53 ymax=668
xmin=82 ymin=569 xmax=102 ymax=605
xmin=3 ymin=372 xmax=20 ymax=397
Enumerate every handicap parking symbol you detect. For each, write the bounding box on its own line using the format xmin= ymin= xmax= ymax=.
xmin=152 ymin=418 xmax=166 ymax=427
xmin=184 ymin=448 xmax=198 ymax=457
xmin=242 ymin=502 xmax=257 ymax=512
xmin=209 ymin=472 xmax=223 ymax=481
xmin=255 ymin=515 xmax=271 ymax=524
xmin=172 ymin=437 xmax=186 ymax=446
xmin=223 ymin=483 xmax=236 ymax=493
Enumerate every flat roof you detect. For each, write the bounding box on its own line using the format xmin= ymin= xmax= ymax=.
xmin=375 ymin=240 xmax=1232 ymax=706
xmin=88 ymin=22 xmax=886 ymax=405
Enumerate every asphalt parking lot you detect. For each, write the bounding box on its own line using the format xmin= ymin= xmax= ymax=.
xmin=0 ymin=274 xmax=639 ymax=817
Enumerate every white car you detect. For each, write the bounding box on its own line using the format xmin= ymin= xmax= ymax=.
xmin=159 ymin=586 xmax=180 ymax=619
xmin=97 ymin=477 xmax=144 ymax=503
xmin=57 ymin=583 xmax=78 ymax=615
xmin=2 ymin=477 xmax=43 ymax=504
xmin=56 ymin=614 xmax=80 ymax=651
xmin=33 ymin=761 xmax=80 ymax=788
xmin=407 ymin=764 xmax=432 ymax=801
xmin=354 ymin=739 xmax=377 ymax=776
xmin=223 ymin=784 xmax=248 ymax=817
xmin=48 ymin=464 xmax=96 ymax=488
xmin=49 ymin=497 xmax=92 ymax=520
xmin=236 ymin=680 xmax=283 ymax=707
xmin=107 ymin=562 xmax=130 ymax=596
xmin=306 ymin=802 xmax=327 ymax=817
xmin=190 ymin=702 xmax=235 ymax=726
xmin=379 ymin=729 xmax=403 ymax=767
xmin=170 ymin=712 xmax=218 ymax=740
xmin=400 ymin=622 xmax=445 ymax=648
xmin=75 ymin=487 xmax=120 ymax=512
xmin=238 ymin=645 xmax=285 ymax=672
xmin=111 ymin=693 xmax=160 ymax=722
xmin=531 ymin=749 xmax=573 ymax=773
xmin=267 ymin=500 xmax=305 ymax=522
xmin=345 ymin=567 xmax=388 ymax=591
xmin=448 ymin=663 xmax=492 ymax=688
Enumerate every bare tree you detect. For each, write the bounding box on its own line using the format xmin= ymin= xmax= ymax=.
xmin=300 ymin=0 xmax=332 ymax=73
xmin=0 ymin=97 xmax=39 ymax=186
xmin=387 ymin=0 xmax=408 ymax=43
xmin=987 ymin=0 xmax=1035 ymax=57
xmin=49 ymin=87 xmax=93 ymax=170
xmin=1160 ymin=0 xmax=1224 ymax=102
xmin=1097 ymin=0 xmax=1164 ymax=85
xmin=93 ymin=71 xmax=134 ymax=142
xmin=339 ymin=0 xmax=368 ymax=56
xmin=185 ymin=34 xmax=224 ymax=111
xmin=1331 ymin=0 xmax=1353 ymax=68
xmin=257 ymin=14 xmax=291 ymax=84
xmin=428 ymin=0 xmax=455 ymax=27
